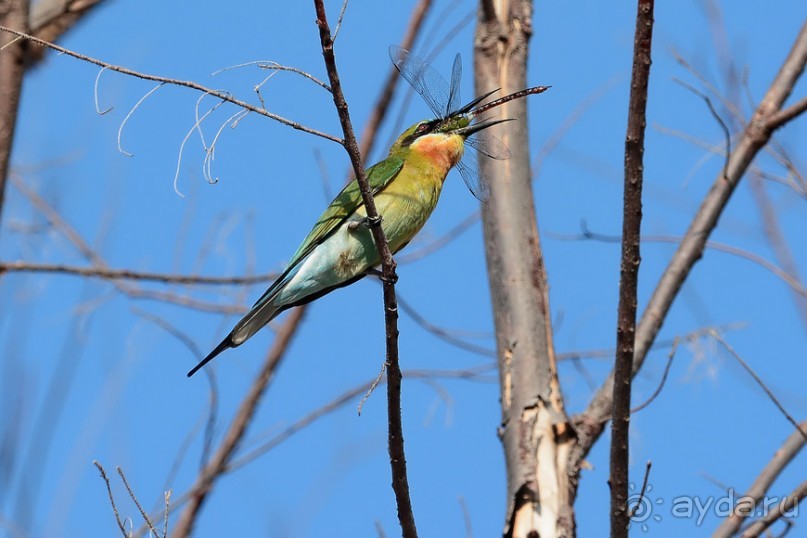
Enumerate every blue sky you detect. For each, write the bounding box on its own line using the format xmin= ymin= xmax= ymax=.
xmin=2 ymin=1 xmax=806 ymax=536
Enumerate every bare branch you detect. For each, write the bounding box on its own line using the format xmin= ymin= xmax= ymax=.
xmin=713 ymin=421 xmax=807 ymax=537
xmin=572 ymin=21 xmax=807 ymax=479
xmin=475 ymin=1 xmax=572 ymax=535
xmin=396 ymin=292 xmax=495 ymax=358
xmin=162 ymin=491 xmax=171 ymax=538
xmin=313 ymin=3 xmax=416 ymax=536
xmin=117 ymin=466 xmax=158 ymax=538
xmin=396 ymin=210 xmax=480 ymax=264
xmin=610 ymin=3 xmax=654 ymax=534
xmin=765 ymin=95 xmax=807 ymax=131
xmin=628 ymin=461 xmax=653 ymax=519
xmin=553 ymin=228 xmax=807 ymax=298
xmin=211 ymin=61 xmax=331 ymax=92
xmin=0 ymin=0 xmax=30 ymax=240
xmin=0 ymin=25 xmax=343 ymax=143
xmin=172 ymin=307 xmax=305 ymax=538
xmin=749 ymin=172 xmax=807 ymax=328
xmin=739 ymin=480 xmax=807 ymax=538
xmin=0 ymin=260 xmax=277 ymax=285
xmin=27 ymin=0 xmax=107 ymax=65
xmin=93 ymin=461 xmax=128 ymax=537
xmin=630 ymin=338 xmax=676 ymax=414
xmin=673 ymin=77 xmax=731 ymax=180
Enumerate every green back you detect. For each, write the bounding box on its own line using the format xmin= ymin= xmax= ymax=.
xmin=287 ymin=156 xmax=404 ymax=267
xmin=250 ymin=156 xmax=404 ymax=308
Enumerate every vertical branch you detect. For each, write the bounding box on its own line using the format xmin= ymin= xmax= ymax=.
xmin=570 ymin=20 xmax=807 ymax=504
xmin=313 ymin=2 xmax=417 ymax=538
xmin=475 ymin=1 xmax=573 ymax=536
xmin=0 ymin=0 xmax=30 ymax=241
xmin=609 ymin=1 xmax=654 ymax=537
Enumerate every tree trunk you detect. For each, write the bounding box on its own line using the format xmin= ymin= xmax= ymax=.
xmin=0 ymin=0 xmax=30 ymax=235
xmin=475 ymin=1 xmax=575 ymax=536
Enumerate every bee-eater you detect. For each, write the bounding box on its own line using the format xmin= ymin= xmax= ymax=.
xmin=187 ymin=48 xmax=547 ymax=377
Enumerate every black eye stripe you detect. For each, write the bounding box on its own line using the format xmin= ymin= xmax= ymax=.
xmin=402 ymin=119 xmax=441 ymax=146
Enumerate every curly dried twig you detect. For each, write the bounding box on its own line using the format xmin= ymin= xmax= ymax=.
xmin=0 ymin=25 xmax=342 ymax=144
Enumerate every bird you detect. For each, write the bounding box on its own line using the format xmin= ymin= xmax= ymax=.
xmin=187 ymin=47 xmax=548 ymax=377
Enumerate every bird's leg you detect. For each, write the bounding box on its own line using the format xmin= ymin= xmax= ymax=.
xmin=365 ymin=267 xmax=383 ymax=278
xmin=365 ymin=266 xmax=398 ymax=284
xmin=348 ymin=215 xmax=382 ymax=231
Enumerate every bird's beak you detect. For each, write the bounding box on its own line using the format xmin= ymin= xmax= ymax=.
xmin=452 ymin=117 xmax=514 ymax=138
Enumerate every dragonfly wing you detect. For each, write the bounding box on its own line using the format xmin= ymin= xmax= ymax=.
xmin=466 ymin=130 xmax=511 ymax=160
xmin=389 ymin=45 xmax=450 ymax=119
xmin=456 ymin=153 xmax=490 ymax=202
xmin=446 ymin=52 xmax=462 ymax=117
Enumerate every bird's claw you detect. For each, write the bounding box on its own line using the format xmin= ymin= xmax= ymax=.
xmin=348 ymin=215 xmax=382 ymax=231
xmin=365 ymin=267 xmax=398 ymax=284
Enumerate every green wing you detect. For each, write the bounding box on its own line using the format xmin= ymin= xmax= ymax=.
xmin=286 ymin=156 xmax=404 ymax=268
xmin=248 ymin=156 xmax=404 ymax=309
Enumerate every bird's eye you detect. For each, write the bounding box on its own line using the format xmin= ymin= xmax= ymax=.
xmin=417 ymin=124 xmax=429 ymax=133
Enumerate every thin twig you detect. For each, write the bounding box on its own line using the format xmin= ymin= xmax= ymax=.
xmin=358 ymin=361 xmax=387 ymax=416
xmin=117 ymin=467 xmax=158 ymax=537
xmin=459 ymin=496 xmax=474 ymax=538
xmin=749 ymin=171 xmax=807 ymax=328
xmin=332 ymin=0 xmax=349 ymax=42
xmin=0 ymin=260 xmax=277 ymax=285
xmin=93 ymin=461 xmax=128 ymax=537
xmin=628 ymin=461 xmax=653 ymax=519
xmin=553 ymin=228 xmax=807 ymax=298
xmin=162 ymin=491 xmax=171 ymax=538
xmin=396 ymin=210 xmax=480 ymax=264
xmin=212 ymin=61 xmax=331 ymax=92
xmin=765 ymin=95 xmax=807 ymax=130
xmin=396 ymin=292 xmax=495 ymax=357
xmin=673 ymin=77 xmax=732 ymax=180
xmin=610 ymin=2 xmax=654 ymax=535
xmin=710 ymin=331 xmax=807 ymax=441
xmin=630 ymin=338 xmax=677 ymax=414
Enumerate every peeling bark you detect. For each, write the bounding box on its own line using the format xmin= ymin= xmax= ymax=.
xmin=475 ymin=1 xmax=574 ymax=536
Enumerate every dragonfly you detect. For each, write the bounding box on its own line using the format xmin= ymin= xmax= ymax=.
xmin=389 ymin=45 xmax=549 ymax=200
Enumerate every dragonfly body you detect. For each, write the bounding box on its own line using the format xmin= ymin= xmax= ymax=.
xmin=187 ymin=48 xmax=547 ymax=377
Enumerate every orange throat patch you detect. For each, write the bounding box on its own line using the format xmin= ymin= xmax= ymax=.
xmin=410 ymin=134 xmax=465 ymax=174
